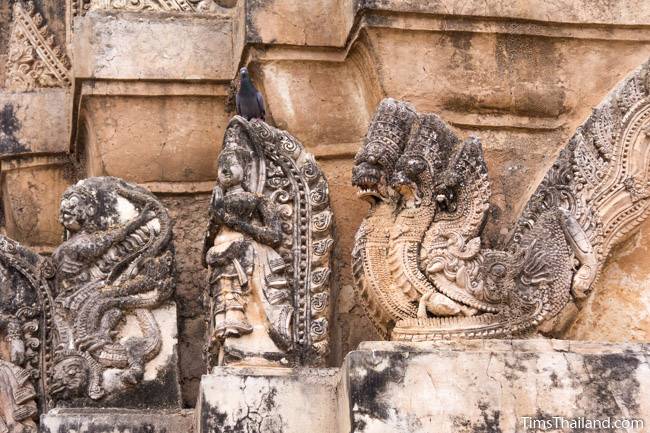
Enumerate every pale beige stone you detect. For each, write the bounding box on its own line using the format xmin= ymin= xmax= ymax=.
xmin=196 ymin=367 xmax=339 ymax=433
xmin=567 ymin=216 xmax=650 ymax=342
xmin=73 ymin=10 xmax=240 ymax=81
xmin=0 ymin=154 xmax=72 ymax=249
xmin=78 ymin=93 xmax=229 ymax=182
xmin=4 ymin=0 xmax=650 ymax=414
xmin=0 ymin=90 xmax=69 ymax=155
xmin=41 ymin=409 xmax=194 ymax=433
xmin=196 ymin=340 xmax=650 ymax=433
xmin=341 ymin=340 xmax=650 ymax=433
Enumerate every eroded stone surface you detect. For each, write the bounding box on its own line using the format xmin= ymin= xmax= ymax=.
xmin=4 ymin=0 xmax=650 ymax=414
xmin=203 ymin=116 xmax=333 ymax=367
xmin=43 ymin=177 xmax=181 ymax=408
xmin=195 ymin=340 xmax=650 ymax=433
xmin=0 ymin=90 xmax=69 ymax=155
xmin=4 ymin=1 xmax=70 ymax=92
xmin=197 ymin=367 xmax=339 ymax=433
xmin=352 ymin=59 xmax=650 ymax=342
xmin=0 ymin=236 xmax=47 ymax=433
xmin=73 ymin=11 xmax=238 ymax=81
xmin=1 ymin=154 xmax=74 ymax=248
xmin=342 ymin=340 xmax=650 ymax=433
xmin=41 ymin=409 xmax=195 ymax=433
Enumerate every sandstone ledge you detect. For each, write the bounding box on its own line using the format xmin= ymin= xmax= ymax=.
xmin=194 ymin=339 xmax=650 ymax=433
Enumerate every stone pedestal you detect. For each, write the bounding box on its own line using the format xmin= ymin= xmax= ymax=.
xmin=340 ymin=340 xmax=650 ymax=433
xmin=41 ymin=408 xmax=194 ymax=433
xmin=196 ymin=339 xmax=650 ymax=433
xmin=196 ymin=367 xmax=340 ymax=433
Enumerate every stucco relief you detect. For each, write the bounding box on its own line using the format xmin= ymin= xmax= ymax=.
xmin=352 ymin=61 xmax=650 ymax=340
xmin=5 ymin=1 xmax=70 ymax=92
xmin=203 ymin=116 xmax=333 ymax=367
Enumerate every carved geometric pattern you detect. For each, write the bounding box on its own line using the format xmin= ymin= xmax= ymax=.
xmin=88 ymin=0 xmax=219 ymax=13
xmin=5 ymin=1 xmax=71 ymax=92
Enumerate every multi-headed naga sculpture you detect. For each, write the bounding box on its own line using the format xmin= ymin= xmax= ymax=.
xmin=352 ymin=61 xmax=650 ymax=341
xmin=203 ymin=116 xmax=333 ymax=367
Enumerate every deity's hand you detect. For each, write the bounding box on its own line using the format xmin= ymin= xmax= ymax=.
xmin=9 ymin=338 xmax=25 ymax=366
xmin=59 ymin=257 xmax=84 ymax=275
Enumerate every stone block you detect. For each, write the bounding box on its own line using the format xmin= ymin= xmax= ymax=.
xmin=0 ymin=89 xmax=69 ymax=156
xmin=0 ymin=153 xmax=73 ymax=249
xmin=77 ymin=90 xmax=229 ymax=184
xmin=73 ymin=10 xmax=239 ymax=81
xmin=77 ymin=89 xmax=229 ymax=184
xmin=196 ymin=367 xmax=340 ymax=433
xmin=195 ymin=339 xmax=650 ymax=433
xmin=340 ymin=340 xmax=650 ymax=433
xmin=41 ymin=408 xmax=194 ymax=433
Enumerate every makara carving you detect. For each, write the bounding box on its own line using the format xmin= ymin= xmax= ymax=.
xmin=203 ymin=116 xmax=333 ymax=367
xmin=5 ymin=1 xmax=71 ymax=92
xmin=46 ymin=177 xmax=175 ymax=404
xmin=0 ymin=177 xmax=176 ymax=411
xmin=352 ymin=61 xmax=650 ymax=340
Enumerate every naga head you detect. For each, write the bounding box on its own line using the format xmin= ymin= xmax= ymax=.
xmin=390 ymin=155 xmax=427 ymax=207
xmin=352 ymin=98 xmax=417 ymax=204
xmin=389 ymin=113 xmax=460 ymax=208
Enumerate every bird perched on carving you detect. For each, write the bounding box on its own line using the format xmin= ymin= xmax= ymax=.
xmin=236 ymin=67 xmax=266 ymax=121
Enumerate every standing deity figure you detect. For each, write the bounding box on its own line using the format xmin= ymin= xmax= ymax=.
xmin=203 ymin=116 xmax=333 ymax=367
xmin=353 ymin=60 xmax=650 ymax=340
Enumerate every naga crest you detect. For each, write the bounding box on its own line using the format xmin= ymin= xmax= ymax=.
xmin=353 ymin=60 xmax=650 ymax=341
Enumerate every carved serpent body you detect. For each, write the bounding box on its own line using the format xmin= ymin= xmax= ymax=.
xmin=49 ymin=178 xmax=174 ymax=400
xmin=352 ymin=204 xmax=418 ymax=338
xmin=353 ymin=61 xmax=650 ymax=341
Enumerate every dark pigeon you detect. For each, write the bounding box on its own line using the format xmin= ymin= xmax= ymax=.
xmin=236 ymin=67 xmax=266 ymax=121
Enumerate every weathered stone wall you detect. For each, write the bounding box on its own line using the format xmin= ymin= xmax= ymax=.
xmin=3 ymin=0 xmax=650 ymax=409
xmin=568 ymin=215 xmax=650 ymax=342
xmin=160 ymin=194 xmax=211 ymax=407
